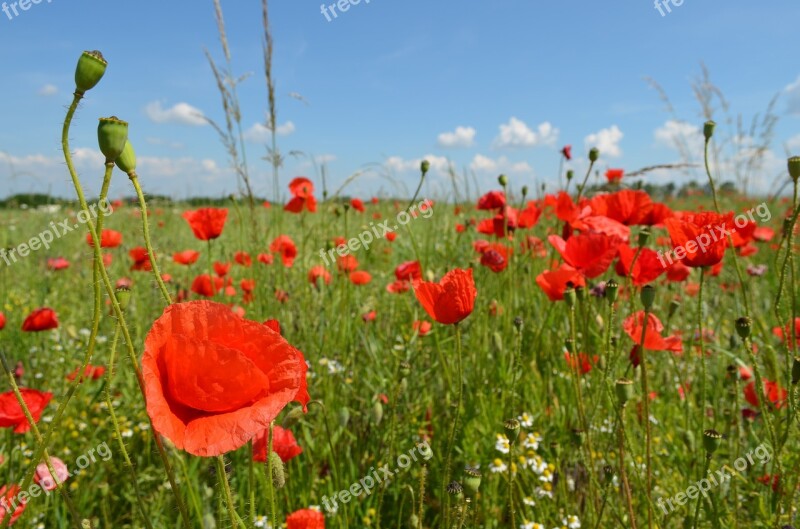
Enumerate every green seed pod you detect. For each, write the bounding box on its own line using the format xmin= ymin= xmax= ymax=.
xmin=521 ymin=185 xmax=529 ymax=197
xmin=370 ymin=400 xmax=383 ymax=425
xmin=420 ymin=160 xmax=430 ymax=175
xmin=605 ymin=280 xmax=619 ymax=303
xmin=75 ymin=50 xmax=107 ymax=94
xmin=788 ymin=156 xmax=800 ymax=182
xmin=115 ymin=287 xmax=132 ymax=311
xmin=792 ymin=357 xmax=800 ymax=385
xmin=703 ymin=120 xmax=716 ymax=141
xmin=97 ymin=117 xmax=128 ymax=161
xmin=282 ymin=406 xmax=305 ymax=429
xmin=513 ymin=316 xmax=523 ymax=330
xmin=588 ymin=148 xmax=599 ymax=162
xmin=407 ymin=514 xmax=419 ymax=528
xmin=615 ymin=378 xmax=634 ymax=407
xmin=702 ymin=429 xmax=722 ymax=454
xmin=269 ymin=451 xmax=286 ymax=489
xmin=462 ymin=466 xmax=481 ymax=496
xmin=638 ymin=228 xmax=651 ymax=248
xmin=566 ymin=169 xmax=574 ymax=182
xmin=399 ymin=361 xmax=411 ymax=378
xmin=563 ymin=286 xmax=577 ymax=308
xmin=446 ymin=481 xmax=464 ymax=502
xmin=498 ymin=174 xmax=508 ymax=187
xmin=735 ymin=317 xmax=752 ymax=339
xmin=640 ymin=285 xmax=656 ymax=311
xmin=602 ymin=465 xmax=614 ymax=486
xmin=504 ymin=419 xmax=520 ymax=445
xmin=115 ymin=140 xmax=137 ymax=176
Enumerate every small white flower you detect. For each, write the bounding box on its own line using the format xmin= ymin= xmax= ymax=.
xmin=563 ymin=515 xmax=581 ymax=528
xmin=489 ymin=458 xmax=507 ymax=473
xmin=518 ymin=412 xmax=533 ymax=428
xmin=495 ymin=433 xmax=510 ymax=454
xmin=522 ymin=432 xmax=542 ymax=451
xmin=523 ymin=496 xmax=536 ymax=506
xmin=253 ymin=515 xmax=272 ymax=528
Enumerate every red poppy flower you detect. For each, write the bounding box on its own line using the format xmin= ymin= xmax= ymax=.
xmin=413 ymin=320 xmax=432 ymax=336
xmin=173 ymin=250 xmax=200 ymax=266
xmin=385 ymin=232 xmax=397 ymax=242
xmin=480 ymin=244 xmax=510 ymax=273
xmin=623 ymin=311 xmax=682 ymax=352
xmin=308 ymin=266 xmax=332 ymax=286
xmin=589 ymin=190 xmax=655 ymax=227
xmin=476 ymin=191 xmax=506 ymax=211
xmin=252 ymin=425 xmax=303 ymax=463
xmin=21 ymin=308 xmax=59 ymax=332
xmin=337 ymin=255 xmax=359 ymax=273
xmin=605 ymin=168 xmax=624 ymax=184
xmin=349 ymin=271 xmax=372 ymax=285
xmin=772 ymin=318 xmax=800 ymax=344
xmin=548 ymin=232 xmax=620 ymax=279
xmin=86 ymin=229 xmax=123 ymax=248
xmin=664 ymin=211 xmax=734 ymax=268
xmin=142 ymin=301 xmax=310 ymax=457
xmin=412 ymin=268 xmax=477 ymax=325
xmin=129 ymin=247 xmax=153 ymax=272
xmin=66 ymin=364 xmax=106 ymax=382
xmin=753 ymin=227 xmax=775 ymax=242
xmin=362 ymin=310 xmax=376 ymax=322
xmin=257 ymin=253 xmax=274 ymax=266
xmin=665 ymin=260 xmax=691 ymax=282
xmin=214 ymin=262 xmax=231 ymax=277
xmin=0 ymin=389 xmax=53 ymax=433
xmin=744 ymin=380 xmax=787 ymax=410
xmin=47 ymin=257 xmax=70 ymax=271
xmin=565 ymin=352 xmax=597 ymax=375
xmin=0 ymin=313 xmax=5 ymax=331
xmin=395 ymin=261 xmax=422 ymax=281
xmin=34 ymin=456 xmax=69 ymax=492
xmin=350 ymin=198 xmax=365 ymax=212
xmin=191 ymin=274 xmax=224 ymax=298
xmin=561 ymin=145 xmax=572 ymax=161
xmin=386 ymin=279 xmax=410 ymax=294
xmin=284 ymin=177 xmax=318 ymax=213
xmin=286 ymin=508 xmax=325 ymax=529
xmin=535 ymin=264 xmax=586 ymax=301
xmin=0 ymin=485 xmax=25 ymax=524
xmin=182 ymin=208 xmax=229 ymax=241
xmin=615 ymin=244 xmax=665 ymax=286
xmin=234 ymin=251 xmax=252 ymax=267
xmin=270 ymin=236 xmax=298 ymax=267
xmin=517 ymin=201 xmax=542 ymax=229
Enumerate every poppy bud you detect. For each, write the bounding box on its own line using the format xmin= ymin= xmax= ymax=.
xmin=74 ymin=50 xmax=107 ymax=94
xmin=640 ymin=285 xmax=656 ymax=311
xmin=789 ymin=156 xmax=800 ymax=182
xmin=668 ymin=299 xmax=681 ymax=319
xmin=702 ymin=429 xmax=722 ymax=454
xmin=504 ymin=419 xmax=520 ymax=445
xmin=115 ymin=140 xmax=137 ymax=176
xmin=589 ymin=148 xmax=599 ymax=162
xmin=281 ymin=406 xmax=305 ymax=429
xmin=563 ymin=286 xmax=576 ymax=308
xmin=513 ymin=316 xmax=523 ymax=330
xmin=420 ymin=160 xmax=430 ymax=175
xmin=703 ymin=120 xmax=716 ymax=141
xmin=735 ymin=317 xmax=751 ymax=339
xmin=498 ymin=174 xmax=508 ymax=187
xmin=338 ymin=407 xmax=350 ymax=428
xmin=269 ymin=451 xmax=286 ymax=489
xmin=97 ymin=117 xmax=128 ymax=161
xmin=399 ymin=361 xmax=411 ymax=378
xmin=521 ymin=185 xmax=529 ymax=198
xmin=566 ymin=170 xmax=574 ymax=182
xmin=408 ymin=515 xmax=419 ymax=528
xmin=446 ymin=481 xmax=464 ymax=501
xmin=115 ymin=287 xmax=132 ymax=311
xmin=605 ymin=280 xmax=619 ymax=303
xmin=615 ymin=378 xmax=634 ymax=407
xmin=792 ymin=357 xmax=800 ymax=385
xmin=638 ymin=228 xmax=650 ymax=247
xmin=462 ymin=466 xmax=481 ymax=495
xmin=370 ymin=400 xmax=383 ymax=424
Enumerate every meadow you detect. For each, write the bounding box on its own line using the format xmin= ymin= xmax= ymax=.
xmin=0 ymin=14 xmax=799 ymax=529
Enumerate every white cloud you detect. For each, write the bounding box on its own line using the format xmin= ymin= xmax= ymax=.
xmin=584 ymin=125 xmax=623 ymax=158
xmin=469 ymin=154 xmax=532 ymax=175
xmin=493 ymin=118 xmax=559 ymax=149
xmin=37 ymin=84 xmax=57 ymax=96
xmin=385 ymin=154 xmax=451 ymax=174
xmin=243 ymin=121 xmax=296 ymax=142
xmin=785 ymin=76 xmax=800 ymax=116
xmin=144 ymin=101 xmax=207 ymax=126
xmin=437 ymin=126 xmax=476 ymax=148
xmin=787 ymin=134 xmax=800 ymax=152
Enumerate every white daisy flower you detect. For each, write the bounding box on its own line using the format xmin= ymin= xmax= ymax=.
xmin=495 ymin=433 xmax=510 ymax=454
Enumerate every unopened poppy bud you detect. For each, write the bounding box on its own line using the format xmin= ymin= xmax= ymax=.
xmin=504 ymin=419 xmax=520 ymax=444
xmin=498 ymin=174 xmax=508 ymax=187
xmin=420 ymin=160 xmax=430 ymax=175
xmin=408 ymin=514 xmax=419 ymax=528
xmin=446 ymin=481 xmax=464 ymax=501
xmin=521 ymin=185 xmax=529 ymax=198
xmin=605 ymin=280 xmax=619 ymax=302
xmin=789 ymin=156 xmax=800 ymax=182
xmin=563 ymin=286 xmax=576 ymax=307
xmin=638 ymin=228 xmax=650 ymax=247
xmin=115 ymin=287 xmax=131 ymax=311
xmin=566 ymin=170 xmax=574 ymax=182
xmin=338 ymin=407 xmax=350 ymax=428
xmin=269 ymin=451 xmax=286 ymax=489
xmin=399 ymin=361 xmax=411 ymax=378
xmin=589 ymin=148 xmax=599 ymax=162
xmin=640 ymin=285 xmax=656 ymax=311
xmin=792 ymin=357 xmax=800 ymax=385
xmin=462 ymin=466 xmax=481 ymax=495
xmin=615 ymin=378 xmax=634 ymax=407
xmin=75 ymin=50 xmax=107 ymax=94
xmin=735 ymin=317 xmax=752 ymax=339
xmin=668 ymin=299 xmax=681 ymax=319
xmin=282 ymin=406 xmax=305 ymax=428
xmin=702 ymin=429 xmax=722 ymax=454
xmin=703 ymin=120 xmax=716 ymax=141
xmin=513 ymin=316 xmax=523 ymax=330
xmin=370 ymin=400 xmax=383 ymax=424
xmin=97 ymin=117 xmax=128 ymax=161
xmin=115 ymin=140 xmax=137 ymax=176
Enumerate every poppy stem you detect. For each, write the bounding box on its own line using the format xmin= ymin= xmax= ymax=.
xmin=574 ymin=159 xmax=596 ymax=203
xmin=216 ymin=455 xmax=247 ymax=529
xmin=442 ymin=322 xmax=463 ymax=527
xmin=617 ymin=410 xmax=637 ymax=529
xmin=266 ymin=422 xmax=279 ymax=529
xmin=697 ymin=268 xmax=706 ymax=437
xmin=129 ymin=174 xmax=172 ymax=305
xmin=637 ymin=308 xmax=653 ymax=529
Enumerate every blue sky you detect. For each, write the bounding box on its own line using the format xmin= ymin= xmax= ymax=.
xmin=1 ymin=0 xmax=799 ymax=200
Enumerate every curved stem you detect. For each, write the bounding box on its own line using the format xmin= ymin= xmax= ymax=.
xmin=216 ymin=456 xmax=246 ymax=529
xmin=575 ymin=159 xmax=596 ymax=202
xmin=129 ymin=174 xmax=172 ymax=305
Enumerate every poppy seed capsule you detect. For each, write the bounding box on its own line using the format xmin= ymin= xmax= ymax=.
xmin=605 ymin=280 xmax=619 ymax=303
xmin=446 ymin=481 xmax=464 ymax=501
xmin=521 ymin=185 xmax=529 ymax=197
xmin=269 ymin=451 xmax=286 ymax=489
xmin=563 ymin=286 xmax=577 ymax=307
xmin=640 ymin=285 xmax=656 ymax=311
xmin=420 ymin=160 xmax=430 ymax=175
xmin=399 ymin=361 xmax=411 ymax=378
xmin=792 ymin=356 xmax=800 ymax=385
xmin=462 ymin=466 xmax=481 ymax=495
xmin=566 ymin=169 xmax=574 ymax=182
xmin=789 ymin=156 xmax=800 ymax=182
xmin=115 ymin=141 xmax=137 ymax=176
xmin=74 ymin=50 xmax=107 ymax=94
xmin=513 ymin=316 xmax=523 ymax=330
xmin=702 ymin=429 xmax=722 ymax=454
xmin=602 ymin=465 xmax=614 ymax=485
xmin=589 ymin=147 xmax=599 ymax=162
xmin=615 ymin=378 xmax=634 ymax=407
xmin=735 ymin=317 xmax=752 ymax=339
xmin=704 ymin=120 xmax=716 ymax=141
xmin=97 ymin=117 xmax=128 ymax=161
xmin=498 ymin=174 xmax=508 ymax=187
xmin=504 ymin=419 xmax=520 ymax=444
xmin=115 ymin=287 xmax=132 ymax=311
xmin=408 ymin=514 xmax=419 ymax=528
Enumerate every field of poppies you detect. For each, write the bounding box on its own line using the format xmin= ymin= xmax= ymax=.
xmin=0 ymin=41 xmax=799 ymax=529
